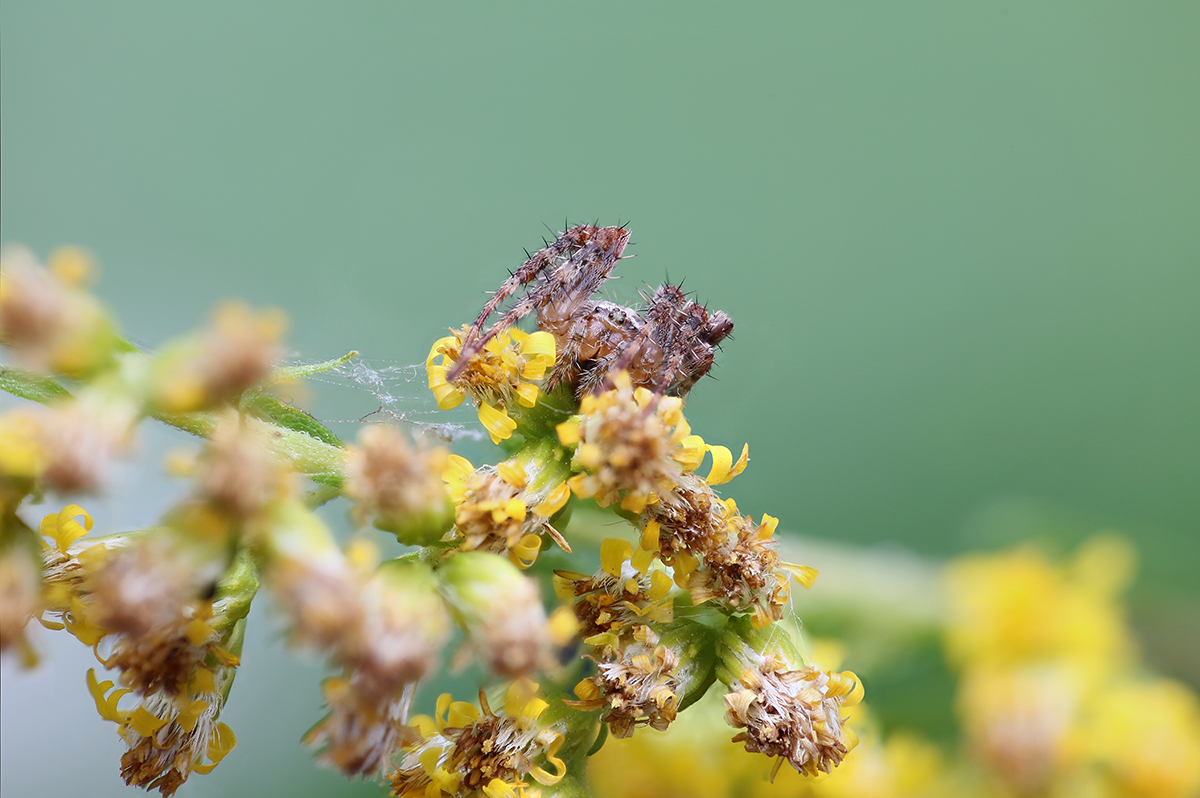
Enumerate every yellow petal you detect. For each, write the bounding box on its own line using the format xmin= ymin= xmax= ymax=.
xmin=630 ymin=546 xmax=655 ymax=575
xmin=784 ymin=563 xmax=819 ymax=589
xmin=600 ymin=538 xmax=632 ymax=578
xmin=86 ymin=668 xmax=130 ymax=723
xmin=194 ymin=723 xmax=237 ymax=773
xmin=728 ymin=443 xmax=750 ymax=480
xmin=514 ymin=381 xmax=539 ymax=408
xmin=566 ymin=473 xmax=593 ymax=498
xmin=435 ymin=693 xmax=454 ymax=729
xmin=548 ymin=605 xmax=579 ymax=645
xmin=674 ymin=435 xmax=707 ymax=471
xmin=191 ymin=668 xmax=217 ymax=694
xmin=620 ymin=492 xmax=650 ymax=513
xmin=647 ymin=570 xmax=674 ymax=601
xmin=496 ymin=460 xmax=527 ymax=487
xmin=127 ymin=706 xmax=170 ymax=737
xmin=533 ymin=482 xmax=571 ymax=518
xmin=704 ymin=445 xmax=734 ymax=485
xmin=556 ymin=420 xmax=580 ymax=445
xmin=431 ymin=380 xmax=465 ymax=410
xmin=519 ymin=331 xmax=557 ymax=376
xmin=477 ymin=403 xmax=517 ymax=444
xmin=529 ymin=734 xmax=567 ymax=785
xmin=503 ymin=497 xmax=527 ymax=522
xmin=657 ymin=395 xmax=683 ymax=424
xmin=640 ymin=520 xmax=661 ymax=552
xmin=483 ymin=780 xmax=517 ymax=798
xmin=446 ymin=701 xmax=479 ymax=728
xmin=444 ymin=454 xmax=474 ymax=484
xmin=40 ymin=505 xmax=93 ymax=553
xmin=574 ymin=678 xmax=601 ymax=702
xmin=508 ymin=535 xmax=542 ymax=566
xmin=576 ymin=443 xmax=603 ymax=470
xmin=426 ymin=336 xmax=458 ymax=367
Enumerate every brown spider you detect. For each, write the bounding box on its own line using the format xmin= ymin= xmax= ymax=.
xmin=447 ymin=224 xmax=733 ymax=399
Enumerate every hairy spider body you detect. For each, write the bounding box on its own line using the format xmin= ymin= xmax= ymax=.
xmin=448 ymin=225 xmax=732 ymax=399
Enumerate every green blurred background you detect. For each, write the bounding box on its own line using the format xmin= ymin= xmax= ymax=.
xmin=2 ymin=3 xmax=1197 ymax=796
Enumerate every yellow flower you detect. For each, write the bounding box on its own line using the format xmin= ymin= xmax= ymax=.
xmin=0 ymin=411 xmax=44 ymax=489
xmin=944 ymin=535 xmax=1135 ymax=671
xmin=426 ymin=325 xmax=556 ymax=444
xmin=957 ymin=663 xmax=1085 ymax=794
xmin=1084 ymin=677 xmax=1200 ymax=798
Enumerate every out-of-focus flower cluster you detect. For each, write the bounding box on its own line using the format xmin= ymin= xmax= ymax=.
xmin=586 ymin=536 xmax=1200 ymax=798
xmin=1 ymin=242 xmax=861 ymax=797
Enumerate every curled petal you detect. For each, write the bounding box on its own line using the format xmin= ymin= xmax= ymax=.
xmin=477 ymin=403 xmax=517 ymax=444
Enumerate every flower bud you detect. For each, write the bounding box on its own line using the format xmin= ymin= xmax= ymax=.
xmin=344 ymin=424 xmax=453 ymax=546
xmin=438 ymin=552 xmax=550 ymax=678
xmin=0 ymin=517 xmax=42 ymax=664
xmin=150 ymin=301 xmax=286 ymax=413
xmin=0 ymin=245 xmax=121 ymax=377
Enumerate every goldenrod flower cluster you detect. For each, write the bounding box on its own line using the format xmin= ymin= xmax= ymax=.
xmin=1 ymin=243 xmax=857 ymax=796
xmin=425 ymin=308 xmax=862 ymax=790
xmin=584 ymin=536 xmax=1200 ymax=798
xmin=945 ymin=536 xmax=1200 ymax=798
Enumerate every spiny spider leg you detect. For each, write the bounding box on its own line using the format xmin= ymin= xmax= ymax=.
xmin=448 ymin=225 xmax=630 ymax=382
xmin=449 ymin=225 xmax=595 ymax=379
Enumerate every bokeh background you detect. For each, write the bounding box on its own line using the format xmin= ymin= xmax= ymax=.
xmin=2 ymin=3 xmax=1197 ymax=797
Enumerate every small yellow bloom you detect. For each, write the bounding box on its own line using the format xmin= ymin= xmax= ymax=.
xmin=426 ymin=326 xmax=556 ymax=443
xmin=39 ymin=504 xmax=93 ymax=553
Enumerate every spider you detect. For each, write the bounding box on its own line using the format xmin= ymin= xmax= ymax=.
xmin=447 ymin=224 xmax=733 ymax=399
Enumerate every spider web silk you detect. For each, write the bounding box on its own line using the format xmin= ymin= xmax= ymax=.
xmin=298 ymin=355 xmax=485 ymax=443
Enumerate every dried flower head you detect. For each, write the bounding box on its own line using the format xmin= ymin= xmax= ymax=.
xmin=344 ymin=424 xmax=453 ymax=545
xmin=719 ymin=618 xmax=862 ymax=779
xmin=153 ymin=301 xmax=287 ymax=413
xmin=554 ymin=538 xmax=674 ymax=656
xmin=558 ymin=372 xmax=707 ymax=513
xmin=390 ymin=680 xmax=566 ymax=798
xmin=0 ymin=245 xmax=120 ymax=376
xmin=569 ymin=625 xmax=683 ymax=738
xmin=445 ymin=456 xmax=571 ymax=569
xmin=723 ymin=658 xmax=860 ymax=778
xmin=99 ymin=665 xmax=239 ymax=796
xmin=305 ymin=680 xmax=421 ymax=778
xmin=438 ymin=552 xmax=551 ymax=678
xmin=193 ymin=410 xmax=290 ymax=519
xmin=85 ymin=538 xmax=230 ymax=697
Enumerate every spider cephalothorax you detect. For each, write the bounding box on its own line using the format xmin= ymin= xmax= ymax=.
xmin=448 ymin=224 xmax=733 ymax=399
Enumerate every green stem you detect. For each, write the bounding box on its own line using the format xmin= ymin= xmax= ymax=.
xmin=2 ymin=354 xmax=348 ymax=486
xmin=0 ymin=366 xmax=71 ymax=404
